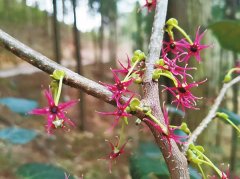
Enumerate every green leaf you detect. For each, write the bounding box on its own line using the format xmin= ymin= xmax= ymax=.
xmin=209 ymin=20 xmax=240 ymax=52
xmin=218 ymin=108 xmax=240 ymax=125
xmin=166 ymin=105 xmax=185 ymax=117
xmin=16 ymin=163 xmax=74 ymax=179
xmin=0 ymin=127 xmax=37 ymax=144
xmin=173 ymin=129 xmax=188 ymax=142
xmin=130 ymin=142 xmax=201 ymax=179
xmin=51 ymin=70 xmax=65 ymax=80
xmin=0 ymin=97 xmax=38 ymax=115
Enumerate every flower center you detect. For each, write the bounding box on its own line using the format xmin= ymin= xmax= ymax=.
xmin=190 ymin=44 xmax=198 ymax=52
xmin=170 ymin=42 xmax=176 ymax=49
xmin=116 ymin=82 xmax=124 ymax=90
xmin=117 ymin=109 xmax=123 ymax=116
xmin=50 ymin=106 xmax=58 ymax=114
xmin=178 ymin=87 xmax=187 ymax=93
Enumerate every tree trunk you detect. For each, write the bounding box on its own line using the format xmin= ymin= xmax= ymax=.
xmin=72 ymin=0 xmax=85 ymax=131
xmin=52 ymin=0 xmax=61 ymax=63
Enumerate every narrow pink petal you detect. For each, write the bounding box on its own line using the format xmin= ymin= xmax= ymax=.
xmin=29 ymin=107 xmax=49 ymax=115
xmin=58 ymin=99 xmax=79 ymax=110
xmin=97 ymin=111 xmax=117 ymax=116
xmin=57 ymin=112 xmax=75 ymax=127
xmin=44 ymin=89 xmax=55 ymax=107
xmin=112 ymin=71 xmax=121 ymax=84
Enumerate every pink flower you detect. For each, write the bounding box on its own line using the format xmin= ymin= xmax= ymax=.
xmin=97 ymin=96 xmax=133 ymax=131
xmin=143 ymin=106 xmax=187 ymax=150
xmin=101 ymin=137 xmax=129 ymax=173
xmin=163 ymin=79 xmax=207 ymax=111
xmin=142 ymin=0 xmax=157 ymax=12
xmin=29 ymin=89 xmax=78 ymax=134
xmin=178 ymin=27 xmax=210 ymax=62
xmin=162 ymin=38 xmax=185 ymax=55
xmin=100 ymin=71 xmax=133 ymax=106
xmin=156 ymin=54 xmax=195 ymax=78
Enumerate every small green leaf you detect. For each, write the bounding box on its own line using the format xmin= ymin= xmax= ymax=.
xmin=0 ymin=127 xmax=37 ymax=144
xmin=0 ymin=97 xmax=38 ymax=115
xmin=51 ymin=70 xmax=65 ymax=80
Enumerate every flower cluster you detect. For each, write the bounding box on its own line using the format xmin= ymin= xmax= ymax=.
xmin=153 ymin=18 xmax=210 ymax=111
xmin=98 ymin=50 xmax=146 ymax=172
xmin=99 ymin=50 xmax=146 ymax=131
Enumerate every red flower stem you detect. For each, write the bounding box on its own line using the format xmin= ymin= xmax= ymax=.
xmin=123 ymin=59 xmax=140 ymax=82
xmin=135 ymin=106 xmax=168 ymax=135
xmin=172 ymin=24 xmax=193 ymax=44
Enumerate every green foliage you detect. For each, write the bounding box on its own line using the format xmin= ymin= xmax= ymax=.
xmin=0 ymin=97 xmax=38 ymax=115
xmin=0 ymin=127 xmax=37 ymax=144
xmin=16 ymin=163 xmax=74 ymax=179
xmin=209 ymin=20 xmax=240 ymax=53
xmin=0 ymin=1 xmax=46 ymax=25
xmin=130 ymin=142 xmax=201 ymax=179
xmin=166 ymin=105 xmax=185 ymax=117
xmin=218 ymin=108 xmax=240 ymax=125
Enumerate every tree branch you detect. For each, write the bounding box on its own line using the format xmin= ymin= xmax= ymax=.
xmin=142 ymin=1 xmax=189 ymax=178
xmin=183 ymin=75 xmax=240 ymax=152
xmin=0 ymin=29 xmax=115 ymax=104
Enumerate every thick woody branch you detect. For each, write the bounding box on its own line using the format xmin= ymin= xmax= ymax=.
xmin=0 ymin=29 xmax=114 ymax=104
xmin=183 ymin=75 xmax=240 ymax=152
xmin=142 ymin=1 xmax=189 ymax=178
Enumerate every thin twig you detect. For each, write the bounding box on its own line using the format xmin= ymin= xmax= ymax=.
xmin=183 ymin=75 xmax=240 ymax=152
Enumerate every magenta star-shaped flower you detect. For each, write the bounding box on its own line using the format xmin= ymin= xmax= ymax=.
xmin=163 ymin=79 xmax=207 ymax=111
xmin=100 ymin=137 xmax=129 ymax=173
xmin=162 ymin=38 xmax=185 ymax=55
xmin=143 ymin=106 xmax=187 ymax=150
xmin=177 ymin=27 xmax=210 ymax=63
xmin=100 ymin=71 xmax=133 ymax=106
xmin=97 ymin=96 xmax=133 ymax=131
xmin=29 ymin=89 xmax=78 ymax=134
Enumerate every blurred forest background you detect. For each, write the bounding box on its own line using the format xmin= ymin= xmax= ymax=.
xmin=0 ymin=0 xmax=240 ymax=178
